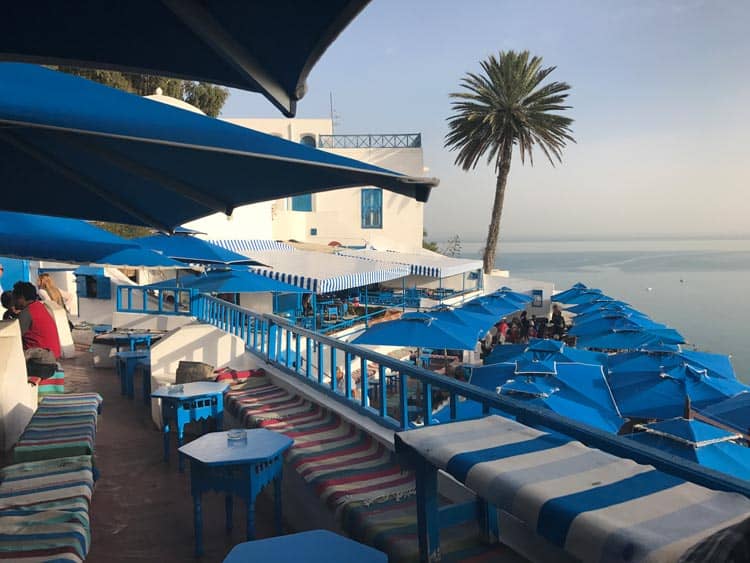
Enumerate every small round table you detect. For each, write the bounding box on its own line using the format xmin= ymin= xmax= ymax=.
xmin=223 ymin=530 xmax=387 ymax=563
xmin=151 ymin=381 xmax=229 ymax=471
xmin=179 ymin=429 xmax=293 ymax=556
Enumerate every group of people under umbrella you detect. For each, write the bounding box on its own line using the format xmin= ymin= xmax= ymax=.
xmin=352 ymin=282 xmax=750 ymax=481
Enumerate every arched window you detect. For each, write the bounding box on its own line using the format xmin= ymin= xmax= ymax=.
xmin=299 ymin=134 xmax=316 ymax=147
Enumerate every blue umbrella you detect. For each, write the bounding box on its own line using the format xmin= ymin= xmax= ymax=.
xmin=0 ymin=1 xmax=369 ymax=116
xmin=609 ymin=350 xmax=736 ymax=380
xmin=569 ymin=315 xmax=667 ymax=336
xmin=552 ymin=283 xmax=596 ymax=303
xmin=573 ymin=305 xmax=650 ymax=324
xmin=567 ymin=298 xmax=631 ymax=315
xmin=136 ymin=234 xmax=254 ymax=265
xmin=0 ymin=210 xmax=181 ymax=268
xmin=555 ymin=289 xmax=608 ymax=305
xmin=607 ymin=363 xmax=748 ymax=420
xmin=627 ymin=418 xmax=750 ymax=481
xmin=351 ymin=312 xmax=478 ymax=350
xmin=484 ymin=339 xmax=606 ymax=366
xmin=428 ymin=309 xmax=491 ymax=342
xmin=0 ymin=64 xmax=436 ymax=231
xmin=460 ymin=297 xmax=521 ymax=319
xmin=700 ymin=392 xmax=750 ymax=435
xmin=492 ymin=287 xmax=534 ymax=305
xmin=576 ymin=328 xmax=685 ymax=350
xmin=147 ymin=268 xmax=304 ymax=294
xmin=470 ymin=362 xmax=623 ymax=433
xmin=483 ymin=344 xmax=529 ymax=365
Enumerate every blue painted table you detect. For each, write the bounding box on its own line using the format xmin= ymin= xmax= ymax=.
xmin=179 ymin=429 xmax=293 ymax=556
xmin=94 ymin=329 xmax=164 ymax=352
xmin=114 ymin=350 xmax=148 ymax=399
xmin=222 ymin=530 xmax=387 ymax=563
xmin=151 ymin=381 xmax=229 ymax=472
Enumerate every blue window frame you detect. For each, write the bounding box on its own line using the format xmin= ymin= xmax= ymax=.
xmin=290 ymin=193 xmax=313 ymax=212
xmin=361 ymin=188 xmax=383 ymax=229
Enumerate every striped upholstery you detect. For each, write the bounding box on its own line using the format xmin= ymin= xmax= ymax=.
xmin=226 ymin=378 xmax=507 ymax=561
xmin=0 ymin=456 xmax=94 ymax=513
xmin=13 ymin=394 xmax=102 ymax=463
xmin=0 ymin=456 xmax=94 ymax=562
xmin=33 ymin=370 xmax=65 ymax=396
xmin=395 ymin=415 xmax=750 ymax=563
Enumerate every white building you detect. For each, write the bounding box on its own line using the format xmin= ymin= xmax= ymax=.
xmin=185 ymin=118 xmax=428 ymax=253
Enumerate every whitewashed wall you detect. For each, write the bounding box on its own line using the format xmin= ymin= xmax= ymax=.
xmin=0 ymin=321 xmax=36 ymax=451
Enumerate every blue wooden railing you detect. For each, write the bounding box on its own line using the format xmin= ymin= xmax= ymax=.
xmin=116 ymin=286 xmax=195 ymax=315
xmin=151 ymin=293 xmax=750 ymax=497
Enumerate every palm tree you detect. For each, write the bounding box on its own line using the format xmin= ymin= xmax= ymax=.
xmin=445 ymin=50 xmax=575 ymax=273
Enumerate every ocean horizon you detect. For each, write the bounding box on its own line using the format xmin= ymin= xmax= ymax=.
xmin=437 ymin=237 xmax=750 ymax=382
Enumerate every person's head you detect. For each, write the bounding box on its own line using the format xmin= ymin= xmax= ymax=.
xmin=520 ymin=311 xmax=527 ymax=319
xmin=0 ymin=263 xmax=4 ymax=278
xmin=37 ymin=273 xmax=63 ymax=303
xmin=1 ymin=290 xmax=16 ymax=311
xmin=12 ymin=281 xmax=38 ymax=308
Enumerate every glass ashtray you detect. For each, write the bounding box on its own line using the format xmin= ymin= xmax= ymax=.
xmin=167 ymin=384 xmax=184 ymax=394
xmin=227 ymin=429 xmax=247 ymax=446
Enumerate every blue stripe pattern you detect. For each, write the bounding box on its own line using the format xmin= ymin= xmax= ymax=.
xmin=446 ymin=434 xmax=572 ymax=483
xmin=538 ymin=470 xmax=684 ymax=548
xmin=210 ymin=239 xmax=295 ymax=253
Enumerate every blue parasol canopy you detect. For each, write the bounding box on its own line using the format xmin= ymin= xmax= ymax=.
xmin=484 ymin=339 xmax=606 ymax=367
xmin=575 ymin=328 xmax=685 ymax=350
xmin=627 ymin=418 xmax=750 ymax=481
xmin=469 ymin=362 xmax=623 ymax=433
xmin=459 ymin=297 xmax=521 ymax=319
xmin=492 ymin=287 xmax=534 ymax=305
xmin=0 ymin=210 xmax=180 ymax=268
xmin=0 ymin=64 xmax=436 ymax=231
xmin=606 ymin=362 xmax=748 ymax=420
xmin=146 ymin=268 xmax=303 ymax=294
xmin=700 ymin=392 xmax=750 ymax=435
xmin=554 ymin=288 xmax=608 ymax=305
xmin=569 ymin=315 xmax=667 ymax=336
xmin=136 ymin=234 xmax=254 ymax=265
xmin=551 ymin=283 xmax=593 ymax=303
xmin=428 ymin=309 xmax=491 ymax=342
xmin=0 ymin=1 xmax=369 ymax=117
xmin=608 ymin=350 xmax=737 ymax=380
xmin=351 ymin=312 xmax=478 ymax=350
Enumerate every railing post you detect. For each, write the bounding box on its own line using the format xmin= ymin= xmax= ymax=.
xmin=450 ymin=393 xmax=458 ymax=421
xmin=317 ymin=342 xmax=325 ymax=385
xmin=268 ymin=323 xmax=278 ymax=361
xmin=295 ymin=334 xmax=302 ymax=374
xmin=330 ymin=347 xmax=337 ymax=392
xmin=399 ymin=371 xmax=409 ymax=430
xmin=305 ymin=337 xmax=312 ymax=379
xmin=285 ymin=329 xmax=292 ymax=368
xmin=360 ymin=357 xmax=368 ymax=408
xmin=378 ymin=365 xmax=388 ymax=419
xmin=422 ymin=382 xmax=433 ymax=426
xmin=344 ymin=352 xmax=352 ymax=399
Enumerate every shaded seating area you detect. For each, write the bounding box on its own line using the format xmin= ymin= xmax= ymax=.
xmin=395 ymin=415 xmax=750 ymax=563
xmin=225 ymin=377 xmax=511 ymax=561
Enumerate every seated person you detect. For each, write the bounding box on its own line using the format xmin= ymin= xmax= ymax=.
xmin=12 ymin=281 xmax=61 ymax=360
xmin=1 ymin=290 xmax=19 ymax=320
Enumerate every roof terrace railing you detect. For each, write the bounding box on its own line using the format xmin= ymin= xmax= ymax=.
xmin=157 ymin=292 xmax=750 ymax=498
xmin=318 ymin=133 xmax=422 ymax=149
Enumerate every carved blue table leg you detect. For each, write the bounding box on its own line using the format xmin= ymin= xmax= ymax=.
xmin=225 ymin=494 xmax=233 ymax=533
xmin=274 ymin=472 xmax=283 ymax=534
xmin=178 ymin=426 xmax=185 ymax=473
xmin=216 ymin=411 xmax=224 ymax=431
xmin=162 ymin=417 xmax=170 ymax=463
xmin=193 ymin=491 xmax=203 ymax=556
xmin=246 ymin=495 xmax=256 ymax=541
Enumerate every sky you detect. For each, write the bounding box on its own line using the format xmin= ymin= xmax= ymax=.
xmin=222 ymin=0 xmax=750 ymax=241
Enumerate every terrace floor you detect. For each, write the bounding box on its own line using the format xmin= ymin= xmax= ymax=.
xmin=54 ymin=349 xmax=280 ymax=562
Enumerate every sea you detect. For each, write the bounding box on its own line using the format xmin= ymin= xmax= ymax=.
xmin=443 ymin=238 xmax=750 ymax=383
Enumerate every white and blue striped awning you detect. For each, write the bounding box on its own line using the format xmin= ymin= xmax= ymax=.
xmin=210 ymin=239 xmax=295 ymax=253
xmin=243 ymin=250 xmax=409 ymax=294
xmin=338 ymin=248 xmax=482 ymax=278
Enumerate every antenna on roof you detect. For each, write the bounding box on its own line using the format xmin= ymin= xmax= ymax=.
xmin=329 ymin=92 xmax=340 ymax=134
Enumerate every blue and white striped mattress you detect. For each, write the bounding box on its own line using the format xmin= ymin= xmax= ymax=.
xmin=395 ymin=415 xmax=750 ymax=563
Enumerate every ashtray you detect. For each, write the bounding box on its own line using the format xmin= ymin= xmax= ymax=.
xmin=167 ymin=384 xmax=184 ymax=394
xmin=227 ymin=429 xmax=247 ymax=446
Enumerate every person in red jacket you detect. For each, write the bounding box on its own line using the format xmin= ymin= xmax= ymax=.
xmin=12 ymin=281 xmax=61 ymax=359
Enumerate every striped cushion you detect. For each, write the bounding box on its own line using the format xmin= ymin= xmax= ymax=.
xmin=13 ymin=422 xmax=96 ymax=464
xmin=0 ymin=509 xmax=89 ymax=562
xmin=39 ymin=393 xmax=103 ymax=414
xmin=226 ymin=378 xmax=507 ymax=561
xmin=35 ymin=371 xmax=65 ymax=396
xmin=0 ymin=456 xmax=94 ymax=513
xmin=396 ymin=416 xmax=750 ymax=563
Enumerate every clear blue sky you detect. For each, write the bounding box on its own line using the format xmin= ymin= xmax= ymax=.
xmin=223 ymin=0 xmax=750 ymax=241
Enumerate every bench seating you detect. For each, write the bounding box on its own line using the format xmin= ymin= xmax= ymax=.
xmin=395 ymin=415 xmax=750 ymax=563
xmin=225 ymin=377 xmax=508 ymax=561
xmin=12 ymin=394 xmax=102 ymax=464
xmin=0 ymin=455 xmax=94 ymax=562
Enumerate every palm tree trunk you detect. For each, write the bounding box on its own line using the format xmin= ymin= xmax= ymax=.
xmin=482 ymin=144 xmax=513 ymax=274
